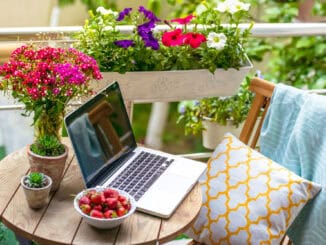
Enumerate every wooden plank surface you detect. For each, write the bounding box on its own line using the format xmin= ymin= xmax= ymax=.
xmin=115 ymin=212 xmax=161 ymax=245
xmin=0 ymin=147 xmax=29 ymax=216
xmin=159 ymin=183 xmax=202 ymax=243
xmin=72 ymin=221 xmax=119 ymax=245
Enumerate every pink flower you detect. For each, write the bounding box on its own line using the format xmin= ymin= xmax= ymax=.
xmin=171 ymin=15 xmax=194 ymax=25
xmin=184 ymin=33 xmax=206 ymax=48
xmin=162 ymin=29 xmax=185 ymax=47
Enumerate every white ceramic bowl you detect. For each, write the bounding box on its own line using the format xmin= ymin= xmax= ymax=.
xmin=74 ymin=186 xmax=136 ymax=229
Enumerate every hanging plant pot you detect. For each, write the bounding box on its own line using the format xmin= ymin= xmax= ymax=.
xmin=202 ymin=117 xmax=243 ymax=150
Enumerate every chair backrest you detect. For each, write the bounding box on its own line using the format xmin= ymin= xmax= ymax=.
xmin=239 ymin=77 xmax=275 ymax=148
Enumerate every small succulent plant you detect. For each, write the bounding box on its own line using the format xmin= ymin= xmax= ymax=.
xmin=30 ymin=135 xmax=65 ymax=157
xmin=24 ymin=172 xmax=49 ymax=188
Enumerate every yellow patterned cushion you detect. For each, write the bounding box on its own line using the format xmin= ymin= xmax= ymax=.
xmin=186 ymin=133 xmax=321 ymax=245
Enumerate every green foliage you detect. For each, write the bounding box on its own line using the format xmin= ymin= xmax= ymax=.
xmin=74 ymin=3 xmax=252 ymax=73
xmin=30 ymin=135 xmax=65 ymax=157
xmin=177 ymin=79 xmax=254 ymax=135
xmin=24 ymin=172 xmax=48 ymax=188
xmin=266 ymin=36 xmax=326 ymax=89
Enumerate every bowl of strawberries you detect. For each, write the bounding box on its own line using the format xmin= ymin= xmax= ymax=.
xmin=74 ymin=186 xmax=136 ymax=229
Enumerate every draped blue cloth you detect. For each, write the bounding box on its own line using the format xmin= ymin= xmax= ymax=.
xmin=260 ymin=84 xmax=326 ymax=244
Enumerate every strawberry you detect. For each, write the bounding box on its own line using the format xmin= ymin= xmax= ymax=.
xmin=118 ymin=195 xmax=126 ymax=202
xmin=103 ymin=188 xmax=119 ymax=198
xmin=106 ymin=197 xmax=118 ymax=209
xmin=90 ymin=209 xmax=104 ymax=219
xmin=121 ymin=200 xmax=131 ymax=210
xmin=93 ymin=204 xmax=102 ymax=212
xmin=79 ymin=204 xmax=91 ymax=214
xmin=78 ymin=196 xmax=90 ymax=206
xmin=104 ymin=210 xmax=118 ymax=219
xmin=90 ymin=193 xmax=102 ymax=205
xmin=117 ymin=207 xmax=127 ymax=217
xmin=86 ymin=189 xmax=96 ymax=198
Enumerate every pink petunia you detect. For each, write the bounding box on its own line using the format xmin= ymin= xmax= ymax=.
xmin=184 ymin=32 xmax=206 ymax=48
xmin=171 ymin=15 xmax=194 ymax=25
xmin=162 ymin=29 xmax=185 ymax=47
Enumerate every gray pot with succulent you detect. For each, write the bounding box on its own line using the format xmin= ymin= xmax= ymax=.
xmin=21 ymin=172 xmax=52 ymax=209
xmin=177 ymin=79 xmax=254 ymax=149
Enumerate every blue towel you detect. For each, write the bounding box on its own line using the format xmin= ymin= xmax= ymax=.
xmin=260 ymin=84 xmax=326 ymax=244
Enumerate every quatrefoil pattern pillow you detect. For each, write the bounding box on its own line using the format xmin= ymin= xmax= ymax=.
xmin=186 ymin=133 xmax=321 ymax=245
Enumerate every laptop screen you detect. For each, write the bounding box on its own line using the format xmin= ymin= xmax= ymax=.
xmin=64 ymin=82 xmax=137 ymax=186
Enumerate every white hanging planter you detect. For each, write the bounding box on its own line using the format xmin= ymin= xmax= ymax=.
xmin=96 ymin=55 xmax=253 ymax=102
xmin=202 ymin=117 xmax=243 ymax=150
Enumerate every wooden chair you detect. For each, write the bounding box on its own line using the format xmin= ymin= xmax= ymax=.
xmin=239 ymin=77 xmax=275 ymax=148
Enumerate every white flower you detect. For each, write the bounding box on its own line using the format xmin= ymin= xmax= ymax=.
xmin=216 ymin=2 xmax=227 ymax=13
xmin=216 ymin=0 xmax=250 ymax=14
xmin=207 ymin=32 xmax=227 ymax=50
xmin=96 ymin=7 xmax=118 ymax=17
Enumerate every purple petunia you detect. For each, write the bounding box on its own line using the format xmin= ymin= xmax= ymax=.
xmin=137 ymin=21 xmax=156 ymax=34
xmin=143 ymin=34 xmax=160 ymax=50
xmin=138 ymin=6 xmax=160 ymax=22
xmin=114 ymin=40 xmax=135 ymax=48
xmin=116 ymin=7 xmax=132 ymax=21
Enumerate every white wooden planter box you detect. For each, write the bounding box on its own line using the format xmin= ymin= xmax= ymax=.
xmin=93 ymin=56 xmax=253 ymax=103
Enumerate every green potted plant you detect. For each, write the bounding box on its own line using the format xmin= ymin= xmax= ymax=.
xmin=177 ymin=78 xmax=254 ymax=149
xmin=21 ymin=172 xmax=52 ymax=209
xmin=74 ymin=1 xmax=253 ymax=95
xmin=0 ymin=44 xmax=102 ymax=190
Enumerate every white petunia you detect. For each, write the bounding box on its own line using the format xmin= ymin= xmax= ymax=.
xmin=96 ymin=7 xmax=118 ymax=16
xmin=216 ymin=0 xmax=250 ymax=15
xmin=207 ymin=32 xmax=227 ymax=50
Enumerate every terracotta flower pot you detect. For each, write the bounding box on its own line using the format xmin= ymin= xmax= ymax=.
xmin=21 ymin=174 xmax=52 ymax=209
xmin=27 ymin=145 xmax=68 ymax=191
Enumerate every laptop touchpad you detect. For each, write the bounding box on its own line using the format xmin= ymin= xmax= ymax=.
xmin=137 ymin=173 xmax=193 ymax=218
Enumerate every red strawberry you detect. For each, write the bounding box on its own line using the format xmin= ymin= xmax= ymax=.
xmin=106 ymin=197 xmax=118 ymax=209
xmin=118 ymin=195 xmax=126 ymax=202
xmin=100 ymin=193 xmax=106 ymax=203
xmin=104 ymin=210 xmax=118 ymax=219
xmin=90 ymin=209 xmax=104 ymax=219
xmin=93 ymin=204 xmax=103 ymax=212
xmin=121 ymin=200 xmax=131 ymax=210
xmin=78 ymin=196 xmax=90 ymax=206
xmin=79 ymin=204 xmax=91 ymax=214
xmin=86 ymin=189 xmax=96 ymax=198
xmin=103 ymin=188 xmax=119 ymax=198
xmin=117 ymin=207 xmax=127 ymax=217
xmin=90 ymin=193 xmax=102 ymax=205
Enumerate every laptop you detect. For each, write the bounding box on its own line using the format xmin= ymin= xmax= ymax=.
xmin=64 ymin=81 xmax=207 ymax=218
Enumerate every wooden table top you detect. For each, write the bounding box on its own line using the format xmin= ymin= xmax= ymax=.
xmin=0 ymin=138 xmax=202 ymax=245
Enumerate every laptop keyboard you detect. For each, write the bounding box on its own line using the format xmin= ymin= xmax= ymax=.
xmin=110 ymin=151 xmax=174 ymax=201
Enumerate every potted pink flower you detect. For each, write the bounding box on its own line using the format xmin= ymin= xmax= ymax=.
xmin=0 ymin=45 xmax=102 ymax=190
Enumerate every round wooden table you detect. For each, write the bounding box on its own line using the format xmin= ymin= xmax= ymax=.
xmin=0 ymin=139 xmax=202 ymax=245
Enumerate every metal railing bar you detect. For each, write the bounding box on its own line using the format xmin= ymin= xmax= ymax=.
xmin=0 ymin=23 xmax=325 ymax=40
